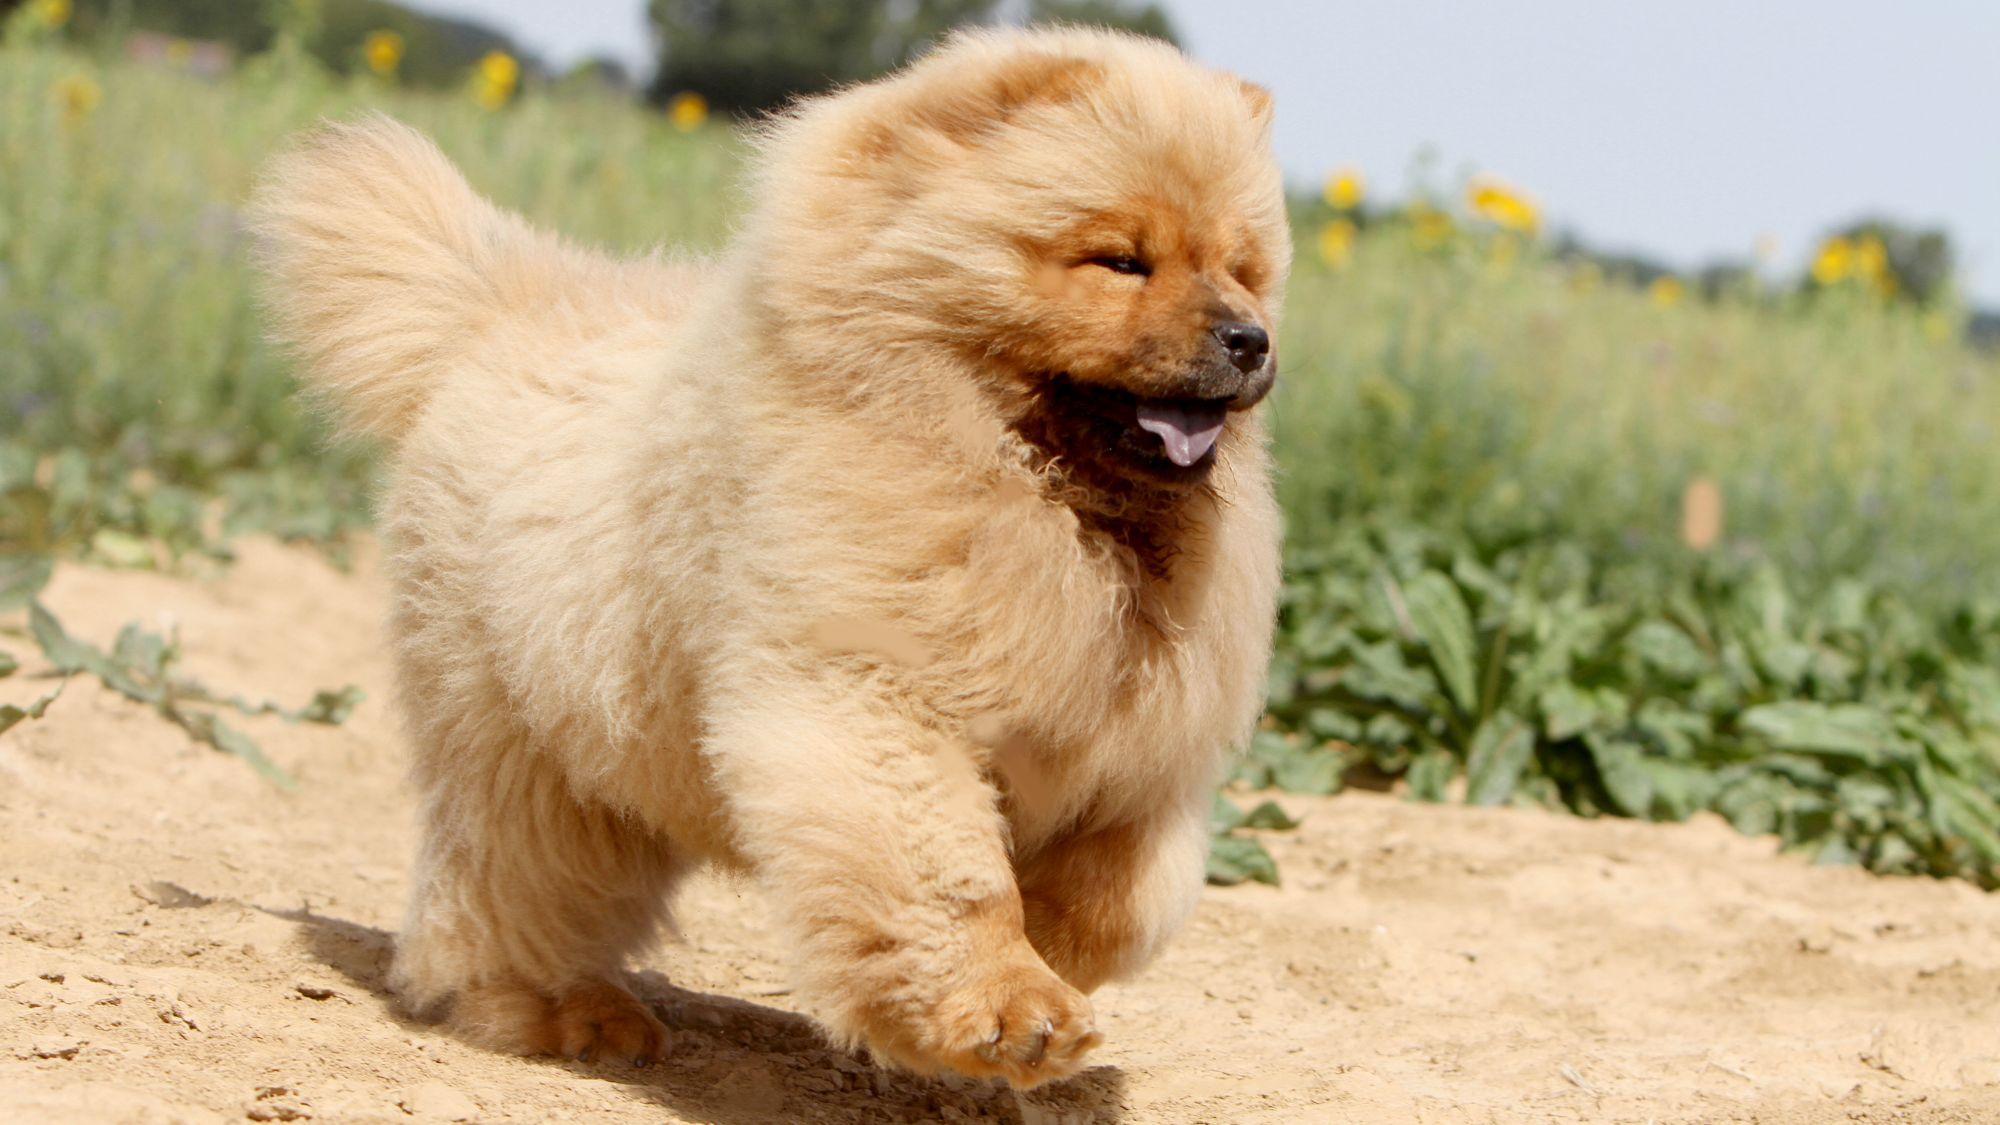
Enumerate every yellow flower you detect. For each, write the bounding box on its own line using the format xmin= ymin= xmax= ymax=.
xmin=1409 ymin=203 xmax=1453 ymax=251
xmin=364 ymin=30 xmax=405 ymax=77
xmin=1649 ymin=275 xmax=1684 ymax=308
xmin=51 ymin=73 xmax=100 ymax=126
xmin=1811 ymin=236 xmax=1853 ymax=285
xmin=32 ymin=0 xmax=71 ymax=28
xmin=1854 ymin=235 xmax=1894 ymax=296
xmin=1467 ymin=176 xmax=1539 ymax=233
xmin=669 ymin=91 xmax=709 ymax=133
xmin=1317 ymin=218 xmax=1357 ymax=268
xmin=1323 ymin=167 xmax=1364 ymax=211
xmin=473 ymin=50 xmax=520 ymax=110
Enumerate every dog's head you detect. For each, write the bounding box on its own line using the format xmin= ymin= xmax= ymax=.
xmin=756 ymin=28 xmax=1291 ymax=488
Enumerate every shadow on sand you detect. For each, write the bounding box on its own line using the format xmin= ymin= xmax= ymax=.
xmin=269 ymin=905 xmax=1127 ymax=1124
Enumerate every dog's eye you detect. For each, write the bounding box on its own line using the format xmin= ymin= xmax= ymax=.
xmin=1088 ymin=255 xmax=1151 ymax=277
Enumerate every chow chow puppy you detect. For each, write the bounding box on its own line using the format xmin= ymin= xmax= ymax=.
xmin=253 ymin=26 xmax=1287 ymax=1088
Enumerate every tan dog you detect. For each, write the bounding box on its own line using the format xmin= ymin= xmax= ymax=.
xmin=253 ymin=27 xmax=1287 ymax=1088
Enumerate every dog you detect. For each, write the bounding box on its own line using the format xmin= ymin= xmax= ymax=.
xmin=253 ymin=26 xmax=1287 ymax=1088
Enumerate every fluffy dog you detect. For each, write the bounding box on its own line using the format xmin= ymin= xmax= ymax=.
xmin=253 ymin=27 xmax=1287 ymax=1088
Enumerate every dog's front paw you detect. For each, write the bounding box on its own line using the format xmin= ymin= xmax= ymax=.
xmin=860 ymin=950 xmax=1101 ymax=1088
xmin=944 ymin=961 xmax=1101 ymax=1087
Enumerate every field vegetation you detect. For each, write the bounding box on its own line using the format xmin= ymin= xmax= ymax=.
xmin=4 ymin=16 xmax=1998 ymax=887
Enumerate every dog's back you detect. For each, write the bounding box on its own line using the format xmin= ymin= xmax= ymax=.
xmin=252 ymin=115 xmax=702 ymax=447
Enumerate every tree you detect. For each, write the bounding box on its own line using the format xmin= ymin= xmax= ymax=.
xmin=1029 ymin=0 xmax=1178 ymax=45
xmin=648 ymin=0 xmax=999 ymax=116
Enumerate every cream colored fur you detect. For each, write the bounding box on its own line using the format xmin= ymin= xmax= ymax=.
xmin=253 ymin=27 xmax=1286 ymax=1088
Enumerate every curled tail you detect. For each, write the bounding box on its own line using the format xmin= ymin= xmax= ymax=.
xmin=251 ymin=115 xmax=529 ymax=445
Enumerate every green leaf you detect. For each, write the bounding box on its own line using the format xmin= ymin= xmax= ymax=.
xmin=0 ymin=554 xmax=54 ymax=612
xmin=215 ymin=683 xmax=366 ymax=725
xmin=1343 ymin=640 xmax=1442 ymax=711
xmin=1272 ymin=747 xmax=1344 ymax=795
xmin=1585 ymin=733 xmax=1655 ymax=817
xmin=172 ymin=709 xmax=297 ymax=790
xmin=1538 ymin=681 xmax=1626 ymax=742
xmin=1626 ymin=619 xmax=1709 ymax=683
xmin=1241 ymin=799 xmax=1301 ymax=830
xmin=1741 ymin=702 xmax=1906 ymax=765
xmin=1404 ymin=570 xmax=1479 ymax=716
xmin=1210 ymin=791 xmax=1247 ymax=834
xmin=1406 ymin=746 xmax=1456 ymax=802
xmin=29 ymin=601 xmax=104 ymax=676
xmin=0 ymin=678 xmax=66 ymax=735
xmin=0 ymin=650 xmax=15 ymax=679
xmin=1206 ymin=834 xmax=1280 ymax=886
xmin=112 ymin=623 xmax=172 ymax=680
xmin=89 ymin=528 xmax=155 ymax=569
xmin=293 ymin=686 xmax=365 ymax=725
xmin=1304 ymin=707 xmax=1363 ymax=743
xmin=1466 ymin=714 xmax=1535 ymax=807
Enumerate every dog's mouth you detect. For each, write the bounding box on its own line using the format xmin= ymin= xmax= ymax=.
xmin=1019 ymin=377 xmax=1235 ymax=484
xmin=1134 ymin=399 xmax=1228 ymax=468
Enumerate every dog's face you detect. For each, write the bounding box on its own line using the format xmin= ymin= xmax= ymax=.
xmin=767 ymin=31 xmax=1290 ymax=488
xmin=1007 ymin=182 xmax=1284 ymax=485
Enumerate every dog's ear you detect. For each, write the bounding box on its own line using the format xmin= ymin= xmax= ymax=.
xmin=1235 ymin=79 xmax=1274 ymax=128
xmin=894 ymin=51 xmax=1104 ymax=148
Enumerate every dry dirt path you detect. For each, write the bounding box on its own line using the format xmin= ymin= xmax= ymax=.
xmin=4 ymin=541 xmax=2000 ymax=1124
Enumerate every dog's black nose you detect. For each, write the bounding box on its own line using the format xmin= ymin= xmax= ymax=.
xmin=1213 ymin=321 xmax=1269 ymax=373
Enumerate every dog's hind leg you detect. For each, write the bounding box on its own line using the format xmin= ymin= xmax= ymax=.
xmin=389 ymin=724 xmax=682 ymax=1066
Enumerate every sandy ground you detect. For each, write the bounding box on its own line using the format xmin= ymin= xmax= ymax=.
xmin=5 ymin=540 xmax=2000 ymax=1124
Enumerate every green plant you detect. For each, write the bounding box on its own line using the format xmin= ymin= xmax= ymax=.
xmin=23 ymin=601 xmax=363 ymax=785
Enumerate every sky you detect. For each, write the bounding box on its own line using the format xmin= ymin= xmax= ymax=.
xmin=403 ymin=0 xmax=1999 ymax=303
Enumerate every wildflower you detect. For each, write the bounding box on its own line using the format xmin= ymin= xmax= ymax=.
xmin=1811 ymin=236 xmax=1853 ymax=285
xmin=1408 ymin=202 xmax=1452 ymax=250
xmin=1649 ymin=275 xmax=1684 ymax=308
xmin=364 ymin=30 xmax=405 ymax=78
xmin=473 ymin=50 xmax=520 ymax=110
xmin=1854 ymin=235 xmax=1894 ymax=296
xmin=32 ymin=0 xmax=70 ymax=29
xmin=1467 ymin=176 xmax=1539 ymax=233
xmin=1680 ymin=476 xmax=1722 ymax=551
xmin=1323 ymin=167 xmax=1364 ymax=211
xmin=52 ymin=73 xmax=100 ymax=126
xmin=1317 ymin=218 xmax=1357 ymax=268
xmin=669 ymin=91 xmax=708 ymax=133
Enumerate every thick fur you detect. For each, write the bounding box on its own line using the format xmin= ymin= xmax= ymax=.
xmin=253 ymin=27 xmax=1288 ymax=1088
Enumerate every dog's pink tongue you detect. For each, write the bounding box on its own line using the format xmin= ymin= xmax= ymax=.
xmin=1136 ymin=403 xmax=1226 ymax=467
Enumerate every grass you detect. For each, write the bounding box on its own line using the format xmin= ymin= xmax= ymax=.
xmin=3 ymin=35 xmax=1997 ymax=885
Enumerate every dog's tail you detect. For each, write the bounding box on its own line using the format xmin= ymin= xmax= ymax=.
xmin=251 ymin=115 xmax=532 ymax=445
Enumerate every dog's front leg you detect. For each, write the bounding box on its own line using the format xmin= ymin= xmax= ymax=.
xmin=701 ymin=680 xmax=1099 ymax=1088
xmin=1017 ymin=801 xmax=1211 ymax=993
